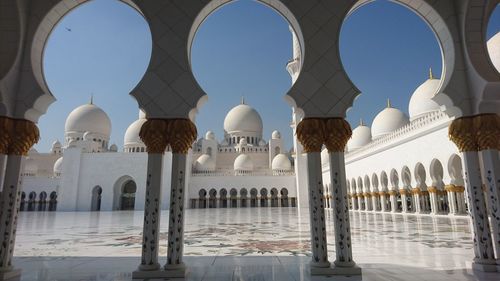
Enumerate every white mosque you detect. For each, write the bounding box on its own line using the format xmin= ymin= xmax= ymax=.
xmin=18 ymin=31 xmax=500 ymax=216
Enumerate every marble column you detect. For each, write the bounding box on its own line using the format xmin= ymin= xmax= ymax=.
xmin=449 ymin=116 xmax=496 ymax=271
xmin=400 ymin=189 xmax=408 ymax=213
xmin=164 ymin=119 xmax=197 ymax=277
xmin=296 ymin=119 xmax=330 ymax=274
xmin=364 ymin=193 xmax=371 ymax=211
xmin=445 ymin=185 xmax=458 ymax=214
xmin=456 ymin=189 xmax=467 ymax=214
xmin=475 ymin=113 xmax=500 ymax=269
xmin=357 ymin=195 xmax=363 ymax=211
xmin=428 ymin=187 xmax=440 ymax=214
xmin=389 ymin=190 xmax=398 ymax=212
xmin=412 ymin=188 xmax=422 ymax=213
xmin=324 ymin=118 xmax=361 ymax=275
xmin=133 ymin=119 xmax=169 ymax=279
xmin=0 ymin=155 xmax=6 ymax=191
xmin=379 ymin=192 xmax=387 ymax=212
xmin=351 ymin=195 xmax=358 ymax=210
xmin=371 ymin=193 xmax=379 ymax=211
xmin=0 ymin=118 xmax=39 ymax=280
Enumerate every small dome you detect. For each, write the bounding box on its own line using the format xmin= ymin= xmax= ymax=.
xmin=52 ymin=140 xmax=62 ymax=148
xmin=348 ymin=121 xmax=372 ymax=150
xmin=65 ymin=103 xmax=111 ymax=138
xmin=271 ymin=154 xmax=292 ymax=171
xmin=272 ymin=130 xmax=281 ymax=139
xmin=205 ymin=131 xmax=215 ymax=140
xmin=487 ymin=32 xmax=500 ymax=73
xmin=234 ymin=154 xmax=253 ymax=171
xmin=124 ymin=118 xmax=146 ymax=147
xmin=28 ymin=148 xmax=38 ymax=154
xmin=223 ymin=103 xmax=263 ymax=135
xmin=371 ymin=101 xmax=409 ymax=139
xmin=139 ymin=109 xmax=146 ymax=119
xmin=109 ymin=144 xmax=118 ymax=152
xmin=239 ymin=138 xmax=247 ymax=146
xmin=53 ymin=157 xmax=63 ymax=175
xmin=408 ymin=70 xmax=441 ymax=120
xmin=194 ymin=154 xmax=216 ymax=172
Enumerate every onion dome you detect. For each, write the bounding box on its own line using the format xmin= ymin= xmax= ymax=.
xmin=194 ymin=154 xmax=216 ymax=172
xmin=234 ymin=154 xmax=254 ymax=171
xmin=223 ymin=100 xmax=263 ymax=135
xmin=65 ymin=103 xmax=111 ymax=138
xmin=53 ymin=157 xmax=63 ymax=176
xmin=347 ymin=119 xmax=372 ymax=150
xmin=408 ymin=68 xmax=441 ymax=120
xmin=205 ymin=131 xmax=215 ymax=140
xmin=124 ymin=110 xmax=147 ymax=151
xmin=124 ymin=118 xmax=146 ymax=148
xmin=51 ymin=140 xmax=61 ymax=148
xmin=271 ymin=154 xmax=292 ymax=171
xmin=371 ymin=100 xmax=409 ymax=139
xmin=487 ymin=32 xmax=500 ymax=73
xmin=271 ymin=130 xmax=281 ymax=139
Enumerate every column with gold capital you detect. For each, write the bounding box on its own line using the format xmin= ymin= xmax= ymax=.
xmin=296 ymin=118 xmax=331 ymax=274
xmin=133 ymin=119 xmax=170 ymax=278
xmin=0 ymin=119 xmax=39 ymax=279
xmin=324 ymin=118 xmax=361 ymax=275
xmin=0 ymin=117 xmax=10 ymax=190
xmin=475 ymin=114 xmax=500 ymax=269
xmin=449 ymin=116 xmax=496 ymax=271
xmin=164 ymin=119 xmax=197 ymax=277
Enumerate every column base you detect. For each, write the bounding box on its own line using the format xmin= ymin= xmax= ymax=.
xmin=331 ymin=264 xmax=362 ymax=275
xmin=310 ymin=264 xmax=362 ymax=276
xmin=0 ymin=268 xmax=21 ymax=281
xmin=132 ymin=267 xmax=186 ymax=279
xmin=472 ymin=261 xmax=497 ymax=272
xmin=163 ymin=263 xmax=186 ymax=278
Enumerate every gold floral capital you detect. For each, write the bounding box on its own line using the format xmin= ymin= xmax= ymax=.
xmin=388 ymin=190 xmax=398 ymax=196
xmin=9 ymin=119 xmax=40 ymax=156
xmin=449 ymin=116 xmax=476 ymax=152
xmin=427 ymin=186 xmax=438 ymax=193
xmin=167 ymin=119 xmax=197 ymax=154
xmin=296 ymin=118 xmax=325 ymax=153
xmin=324 ymin=118 xmax=352 ymax=152
xmin=474 ymin=114 xmax=500 ymax=151
xmin=0 ymin=117 xmax=12 ymax=155
xmin=399 ymin=189 xmax=408 ymax=195
xmin=139 ymin=119 xmax=170 ymax=154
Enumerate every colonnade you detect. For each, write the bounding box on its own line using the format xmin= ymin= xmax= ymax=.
xmin=348 ymin=185 xmax=467 ymax=215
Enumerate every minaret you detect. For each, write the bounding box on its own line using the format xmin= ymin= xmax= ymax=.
xmin=287 ymin=26 xmax=309 ymax=209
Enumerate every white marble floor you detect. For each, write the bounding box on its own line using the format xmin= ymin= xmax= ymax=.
xmin=10 ymin=208 xmax=500 ymax=280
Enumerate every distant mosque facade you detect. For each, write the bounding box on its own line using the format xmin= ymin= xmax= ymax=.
xmin=18 ymin=31 xmax=500 ymax=216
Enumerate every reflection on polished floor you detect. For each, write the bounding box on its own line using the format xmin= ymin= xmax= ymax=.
xmin=13 ymin=208 xmax=500 ymax=280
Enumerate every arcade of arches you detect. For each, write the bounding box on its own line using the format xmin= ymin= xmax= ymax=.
xmin=0 ymin=0 xmax=500 ymax=280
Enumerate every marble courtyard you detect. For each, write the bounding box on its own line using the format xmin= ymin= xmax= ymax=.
xmin=11 ymin=209 xmax=500 ymax=280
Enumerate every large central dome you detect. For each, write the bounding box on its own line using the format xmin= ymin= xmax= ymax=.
xmin=223 ymin=102 xmax=263 ymax=135
xmin=65 ymin=103 xmax=111 ymax=138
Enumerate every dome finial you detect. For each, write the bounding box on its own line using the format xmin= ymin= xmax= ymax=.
xmin=90 ymin=93 xmax=94 ymax=105
xmin=386 ymin=98 xmax=392 ymax=108
xmin=241 ymin=96 xmax=245 ymax=105
xmin=359 ymin=118 xmax=364 ymax=126
xmin=429 ymin=67 xmax=434 ymax=80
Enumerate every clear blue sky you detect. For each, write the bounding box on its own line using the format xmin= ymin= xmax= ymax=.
xmin=39 ymin=0 xmax=500 ymax=151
